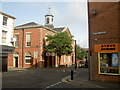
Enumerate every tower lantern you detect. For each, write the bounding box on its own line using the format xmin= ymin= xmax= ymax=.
xmin=45 ymin=6 xmax=54 ymax=28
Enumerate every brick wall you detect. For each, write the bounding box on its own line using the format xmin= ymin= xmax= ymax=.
xmin=8 ymin=28 xmax=55 ymax=68
xmin=88 ymin=2 xmax=120 ymax=82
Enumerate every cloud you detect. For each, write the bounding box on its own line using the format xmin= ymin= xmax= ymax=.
xmin=54 ymin=2 xmax=87 ymax=24
xmin=53 ymin=2 xmax=88 ymax=48
xmin=66 ymin=2 xmax=87 ymax=22
xmin=51 ymin=4 xmax=60 ymax=18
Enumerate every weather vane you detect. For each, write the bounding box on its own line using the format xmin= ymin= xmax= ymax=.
xmin=48 ymin=4 xmax=51 ymax=13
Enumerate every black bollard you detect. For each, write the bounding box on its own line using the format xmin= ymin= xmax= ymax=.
xmin=71 ymin=70 xmax=73 ymax=80
xmin=74 ymin=64 xmax=77 ymax=69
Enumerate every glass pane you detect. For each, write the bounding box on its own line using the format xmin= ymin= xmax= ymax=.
xmin=27 ymin=42 xmax=31 ymax=46
xmin=112 ymin=53 xmax=118 ymax=67
xmin=3 ymin=16 xmax=7 ymax=26
xmin=2 ymin=31 xmax=7 ymax=43
xmin=26 ymin=33 xmax=31 ymax=46
xmin=15 ymin=34 xmax=19 ymax=47
xmin=100 ymin=53 xmax=119 ymax=74
xmin=25 ymin=59 xmax=31 ymax=64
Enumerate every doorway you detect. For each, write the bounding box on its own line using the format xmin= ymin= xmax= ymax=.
xmin=2 ymin=56 xmax=8 ymax=72
xmin=50 ymin=56 xmax=52 ymax=67
xmin=44 ymin=56 xmax=56 ymax=68
xmin=14 ymin=57 xmax=18 ymax=67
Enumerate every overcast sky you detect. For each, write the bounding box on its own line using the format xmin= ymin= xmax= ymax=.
xmin=2 ymin=1 xmax=89 ymax=48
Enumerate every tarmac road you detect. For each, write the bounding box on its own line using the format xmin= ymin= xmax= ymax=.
xmin=2 ymin=68 xmax=84 ymax=89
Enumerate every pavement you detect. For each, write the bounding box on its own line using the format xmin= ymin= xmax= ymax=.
xmin=62 ymin=68 xmax=120 ymax=89
xmin=8 ymin=67 xmax=27 ymax=71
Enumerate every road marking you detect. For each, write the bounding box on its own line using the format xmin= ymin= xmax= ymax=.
xmin=43 ymin=81 xmax=62 ymax=89
xmin=62 ymin=74 xmax=104 ymax=88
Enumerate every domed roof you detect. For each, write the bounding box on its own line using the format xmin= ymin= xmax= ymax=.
xmin=47 ymin=12 xmax=52 ymax=15
xmin=45 ymin=12 xmax=54 ymax=17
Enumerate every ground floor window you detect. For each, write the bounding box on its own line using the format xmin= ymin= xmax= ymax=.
xmin=25 ymin=52 xmax=32 ymax=64
xmin=99 ymin=53 xmax=119 ymax=75
xmin=25 ymin=57 xmax=32 ymax=64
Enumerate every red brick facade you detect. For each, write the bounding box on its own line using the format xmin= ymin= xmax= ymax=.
xmin=88 ymin=2 xmax=120 ymax=82
xmin=8 ymin=25 xmax=75 ymax=68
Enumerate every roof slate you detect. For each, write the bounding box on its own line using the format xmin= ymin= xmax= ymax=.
xmin=0 ymin=11 xmax=16 ymax=19
xmin=14 ymin=22 xmax=66 ymax=33
xmin=53 ymin=27 xmax=65 ymax=32
xmin=15 ymin=22 xmax=38 ymax=28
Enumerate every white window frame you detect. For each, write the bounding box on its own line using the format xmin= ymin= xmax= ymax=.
xmin=25 ymin=57 xmax=32 ymax=64
xmin=3 ymin=16 xmax=8 ymax=26
xmin=2 ymin=30 xmax=7 ymax=43
xmin=26 ymin=32 xmax=31 ymax=47
xmin=25 ymin=52 xmax=32 ymax=64
xmin=14 ymin=33 xmax=19 ymax=48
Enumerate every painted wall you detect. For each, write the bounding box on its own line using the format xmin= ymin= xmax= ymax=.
xmin=0 ymin=13 xmax=15 ymax=46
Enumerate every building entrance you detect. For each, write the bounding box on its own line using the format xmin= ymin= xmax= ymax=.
xmin=44 ymin=56 xmax=55 ymax=68
xmin=2 ymin=56 xmax=8 ymax=72
xmin=14 ymin=57 xmax=18 ymax=67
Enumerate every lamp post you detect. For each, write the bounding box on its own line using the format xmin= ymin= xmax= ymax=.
xmin=74 ymin=40 xmax=77 ymax=69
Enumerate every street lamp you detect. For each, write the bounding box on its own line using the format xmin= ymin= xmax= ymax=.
xmin=74 ymin=40 xmax=77 ymax=69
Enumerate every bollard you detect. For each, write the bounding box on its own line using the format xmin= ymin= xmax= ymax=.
xmin=71 ymin=70 xmax=73 ymax=80
xmin=74 ymin=64 xmax=77 ymax=69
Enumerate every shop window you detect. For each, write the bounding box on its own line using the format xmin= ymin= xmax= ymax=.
xmin=25 ymin=52 xmax=32 ymax=64
xmin=99 ymin=53 xmax=119 ymax=75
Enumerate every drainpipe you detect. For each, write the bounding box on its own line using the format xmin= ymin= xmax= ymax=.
xmin=22 ymin=28 xmax=24 ymax=68
xmin=87 ymin=0 xmax=93 ymax=80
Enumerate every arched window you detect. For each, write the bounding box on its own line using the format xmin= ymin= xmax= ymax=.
xmin=52 ymin=18 xmax=53 ymax=22
xmin=25 ymin=52 xmax=32 ymax=64
xmin=46 ymin=18 xmax=49 ymax=24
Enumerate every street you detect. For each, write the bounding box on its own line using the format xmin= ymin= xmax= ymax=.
xmin=2 ymin=68 xmax=85 ymax=89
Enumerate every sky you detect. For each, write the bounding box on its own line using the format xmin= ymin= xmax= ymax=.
xmin=1 ymin=1 xmax=89 ymax=48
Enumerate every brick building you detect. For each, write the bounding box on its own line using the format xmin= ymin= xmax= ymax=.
xmin=8 ymin=10 xmax=75 ymax=68
xmin=88 ymin=2 xmax=120 ymax=82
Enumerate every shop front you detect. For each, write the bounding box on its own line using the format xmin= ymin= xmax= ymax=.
xmin=0 ymin=45 xmax=15 ymax=72
xmin=94 ymin=43 xmax=120 ymax=82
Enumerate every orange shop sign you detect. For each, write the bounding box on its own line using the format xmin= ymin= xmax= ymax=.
xmin=94 ymin=43 xmax=120 ymax=52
